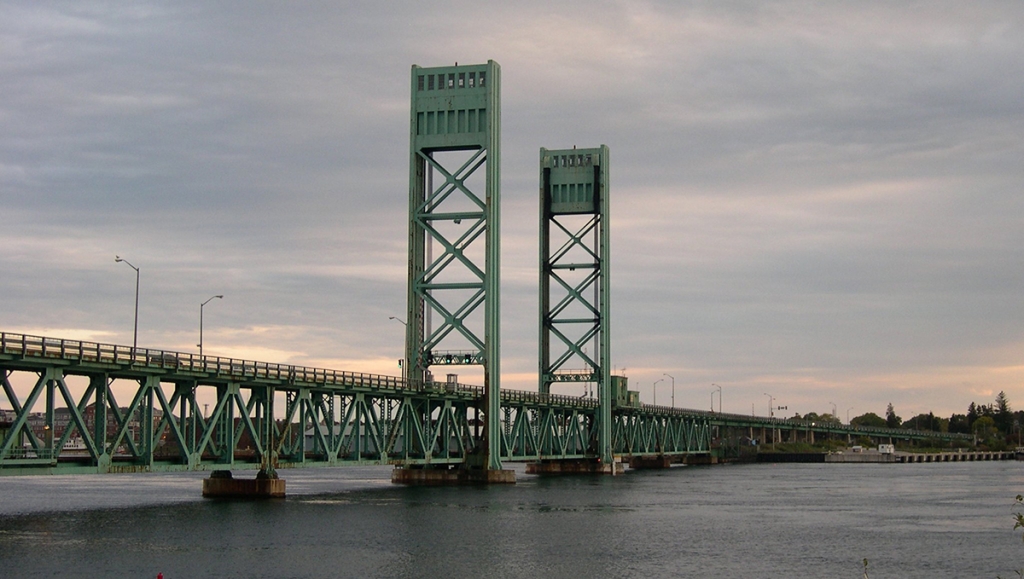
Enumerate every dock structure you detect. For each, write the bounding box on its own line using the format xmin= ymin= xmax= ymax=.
xmin=754 ymin=450 xmax=1012 ymax=464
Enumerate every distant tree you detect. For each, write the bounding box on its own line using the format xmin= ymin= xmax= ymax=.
xmin=885 ymin=403 xmax=902 ymax=429
xmin=948 ymin=413 xmax=970 ymax=434
xmin=851 ymin=412 xmax=887 ymax=428
xmin=974 ymin=416 xmax=996 ymax=440
xmin=1014 ymin=410 xmax=1024 ymax=445
xmin=801 ymin=412 xmax=840 ymax=424
xmin=905 ymin=412 xmax=944 ymax=432
xmin=995 ymin=391 xmax=1013 ymax=434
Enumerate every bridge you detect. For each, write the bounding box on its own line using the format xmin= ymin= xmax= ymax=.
xmin=0 ymin=332 xmax=711 ymax=479
xmin=0 ymin=331 xmax=971 ymax=480
xmin=0 ymin=60 xmax=973 ymax=490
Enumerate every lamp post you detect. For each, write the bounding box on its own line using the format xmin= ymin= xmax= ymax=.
xmin=114 ymin=256 xmax=139 ymax=357
xmin=663 ymin=373 xmax=675 ymax=408
xmin=764 ymin=392 xmax=776 ymax=450
xmin=389 ymin=316 xmax=407 ymax=382
xmin=847 ymin=407 xmax=854 ymax=426
xmin=713 ymin=383 xmax=722 ymax=414
xmin=198 ymin=295 xmax=223 ymax=358
xmin=829 ymin=401 xmax=837 ymax=419
xmin=653 ymin=378 xmax=664 ymax=406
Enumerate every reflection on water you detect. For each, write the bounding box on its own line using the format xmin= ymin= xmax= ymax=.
xmin=1 ymin=462 xmax=1022 ymax=578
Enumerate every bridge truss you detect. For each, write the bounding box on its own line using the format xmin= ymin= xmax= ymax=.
xmin=0 ymin=332 xmax=711 ymax=475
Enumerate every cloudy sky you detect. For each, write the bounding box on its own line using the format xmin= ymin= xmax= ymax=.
xmin=2 ymin=1 xmax=1022 ymax=420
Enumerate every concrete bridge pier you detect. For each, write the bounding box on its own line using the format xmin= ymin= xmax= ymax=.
xmin=526 ymin=458 xmax=625 ymax=475
xmin=202 ymin=469 xmax=286 ymax=498
xmin=392 ymin=465 xmax=516 ymax=485
xmin=628 ymin=456 xmax=673 ymax=469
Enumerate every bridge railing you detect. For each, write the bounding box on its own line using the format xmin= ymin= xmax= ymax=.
xmin=0 ymin=331 xmax=446 ymax=395
xmin=700 ymin=408 xmax=972 ymax=441
xmin=500 ymin=389 xmax=599 ymax=409
xmin=0 ymin=331 xmax=973 ymax=442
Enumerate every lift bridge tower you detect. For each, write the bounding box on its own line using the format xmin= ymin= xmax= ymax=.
xmin=404 ymin=61 xmax=508 ymax=478
xmin=539 ymin=145 xmax=613 ymax=469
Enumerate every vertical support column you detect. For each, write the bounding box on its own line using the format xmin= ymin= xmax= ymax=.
xmin=403 ymin=61 xmax=510 ymax=481
xmin=91 ymin=374 xmax=111 ymax=470
xmin=539 ymin=145 xmax=612 ymax=467
xmin=173 ymin=381 xmax=198 ymax=468
xmin=483 ymin=65 xmax=502 ymax=473
xmin=142 ymin=376 xmax=158 ymax=467
xmin=44 ymin=368 xmax=57 ymax=460
xmin=259 ymin=385 xmax=277 ymax=476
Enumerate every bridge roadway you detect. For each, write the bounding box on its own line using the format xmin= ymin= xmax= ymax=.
xmin=0 ymin=332 xmax=970 ymax=477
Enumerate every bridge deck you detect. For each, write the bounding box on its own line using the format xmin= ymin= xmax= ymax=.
xmin=0 ymin=332 xmax=969 ymax=476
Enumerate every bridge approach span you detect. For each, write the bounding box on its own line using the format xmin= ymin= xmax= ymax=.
xmin=0 ymin=332 xmax=710 ymax=476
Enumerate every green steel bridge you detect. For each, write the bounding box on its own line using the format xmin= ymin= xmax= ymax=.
xmin=0 ymin=331 xmax=708 ymax=476
xmin=0 ymin=60 xmax=974 ymax=483
xmin=0 ymin=331 xmax=970 ymax=478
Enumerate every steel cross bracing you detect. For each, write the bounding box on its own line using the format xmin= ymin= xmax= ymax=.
xmin=1 ymin=332 xmax=973 ymax=476
xmin=0 ymin=332 xmax=718 ymax=475
xmin=539 ymin=146 xmax=613 ymax=465
xmin=406 ymin=61 xmax=502 ymax=471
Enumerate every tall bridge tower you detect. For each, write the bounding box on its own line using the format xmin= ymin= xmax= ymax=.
xmin=539 ymin=145 xmax=613 ymax=468
xmin=404 ymin=61 xmax=504 ymax=473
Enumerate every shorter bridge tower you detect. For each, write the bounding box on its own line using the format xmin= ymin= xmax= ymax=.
xmin=538 ymin=145 xmax=615 ymax=471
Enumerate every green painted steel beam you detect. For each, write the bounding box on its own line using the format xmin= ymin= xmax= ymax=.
xmin=1 ymin=331 xmax=970 ymax=477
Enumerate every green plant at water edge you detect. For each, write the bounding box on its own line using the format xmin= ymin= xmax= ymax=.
xmin=1014 ymin=495 xmax=1024 ymax=541
xmin=998 ymin=495 xmax=1024 ymax=578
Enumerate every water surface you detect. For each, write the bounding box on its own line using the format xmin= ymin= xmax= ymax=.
xmin=1 ymin=462 xmax=1021 ymax=578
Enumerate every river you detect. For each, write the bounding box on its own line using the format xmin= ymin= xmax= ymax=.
xmin=1 ymin=461 xmax=1021 ymax=578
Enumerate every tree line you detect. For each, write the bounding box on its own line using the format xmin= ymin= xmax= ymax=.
xmin=793 ymin=391 xmax=1022 ymax=448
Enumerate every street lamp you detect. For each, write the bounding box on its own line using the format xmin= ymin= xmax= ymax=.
xmin=389 ymin=316 xmax=407 ymax=382
xmin=653 ymin=378 xmax=664 ymax=406
xmin=764 ymin=392 xmax=777 ymax=450
xmin=829 ymin=401 xmax=837 ymax=419
xmin=663 ymin=373 xmax=675 ymax=408
xmin=114 ymin=256 xmax=139 ymax=357
xmin=713 ymin=384 xmax=722 ymax=414
xmin=847 ymin=407 xmax=854 ymax=425
xmin=198 ymin=295 xmax=223 ymax=358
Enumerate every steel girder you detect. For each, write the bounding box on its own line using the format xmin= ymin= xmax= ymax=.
xmin=613 ymin=411 xmax=711 ymax=456
xmin=0 ymin=332 xmax=717 ymax=476
xmin=0 ymin=332 xmax=484 ymax=475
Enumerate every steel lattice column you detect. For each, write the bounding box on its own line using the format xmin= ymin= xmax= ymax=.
xmin=405 ymin=61 xmax=502 ymax=471
xmin=539 ymin=145 xmax=612 ymax=466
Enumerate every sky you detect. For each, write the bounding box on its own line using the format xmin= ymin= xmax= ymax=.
xmin=2 ymin=1 xmax=1023 ymax=420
